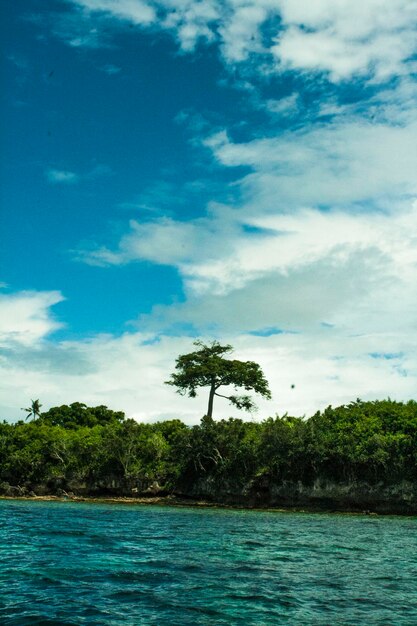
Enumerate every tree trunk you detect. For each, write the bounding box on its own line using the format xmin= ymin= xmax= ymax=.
xmin=207 ymin=383 xmax=216 ymax=419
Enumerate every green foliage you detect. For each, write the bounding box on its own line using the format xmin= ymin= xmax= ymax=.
xmin=166 ymin=340 xmax=271 ymax=418
xmin=39 ymin=403 xmax=125 ymax=429
xmin=1 ymin=399 xmax=417 ymax=496
xmin=306 ymin=399 xmax=417 ymax=482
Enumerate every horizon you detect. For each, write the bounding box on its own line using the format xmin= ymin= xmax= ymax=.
xmin=1 ymin=0 xmax=417 ymax=424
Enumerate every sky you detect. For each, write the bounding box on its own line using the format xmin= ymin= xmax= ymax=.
xmin=1 ymin=0 xmax=417 ymax=423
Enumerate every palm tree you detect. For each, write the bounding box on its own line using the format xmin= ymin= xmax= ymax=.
xmin=21 ymin=399 xmax=42 ymax=421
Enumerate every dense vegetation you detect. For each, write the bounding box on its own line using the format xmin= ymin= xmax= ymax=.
xmin=1 ymin=399 xmax=417 ymax=507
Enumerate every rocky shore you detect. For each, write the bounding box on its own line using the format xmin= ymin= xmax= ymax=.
xmin=2 ymin=478 xmax=417 ymax=515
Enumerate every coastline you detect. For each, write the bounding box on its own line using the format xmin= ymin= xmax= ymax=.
xmin=0 ymin=493 xmax=395 ymax=515
xmin=0 ymin=493 xmax=284 ymax=509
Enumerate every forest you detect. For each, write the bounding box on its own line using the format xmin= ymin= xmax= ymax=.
xmin=1 ymin=398 xmax=417 ymax=512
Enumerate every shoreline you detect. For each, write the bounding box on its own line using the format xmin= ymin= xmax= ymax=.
xmin=0 ymin=493 xmax=286 ymax=510
xmin=0 ymin=494 xmax=404 ymax=516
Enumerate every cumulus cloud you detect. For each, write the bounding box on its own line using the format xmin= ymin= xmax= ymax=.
xmin=162 ymin=0 xmax=219 ymax=51
xmin=122 ymin=200 xmax=417 ymax=345
xmin=82 ymin=218 xmax=202 ymax=266
xmin=0 ymin=290 xmax=64 ymax=347
xmin=79 ymin=213 xmax=241 ymax=267
xmin=273 ymin=0 xmax=417 ymax=81
xmin=206 ymin=117 xmax=417 ymax=210
xmin=180 ymin=204 xmax=417 ymax=297
xmin=80 ymin=99 xmax=417 ymax=293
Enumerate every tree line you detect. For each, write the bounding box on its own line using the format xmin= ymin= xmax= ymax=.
xmin=1 ymin=398 xmax=417 ymax=497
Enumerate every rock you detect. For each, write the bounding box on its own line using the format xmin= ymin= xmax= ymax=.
xmin=0 ymin=482 xmax=11 ymax=495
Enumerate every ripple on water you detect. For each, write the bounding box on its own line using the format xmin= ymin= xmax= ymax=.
xmin=1 ymin=502 xmax=417 ymax=625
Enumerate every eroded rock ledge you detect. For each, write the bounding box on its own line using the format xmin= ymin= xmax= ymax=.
xmin=2 ymin=478 xmax=417 ymax=515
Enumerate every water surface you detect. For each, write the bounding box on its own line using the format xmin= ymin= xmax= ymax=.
xmin=0 ymin=500 xmax=416 ymax=624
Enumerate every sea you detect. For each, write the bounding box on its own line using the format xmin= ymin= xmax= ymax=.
xmin=0 ymin=499 xmax=416 ymax=625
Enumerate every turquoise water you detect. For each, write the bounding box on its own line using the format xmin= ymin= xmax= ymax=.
xmin=0 ymin=501 xmax=416 ymax=625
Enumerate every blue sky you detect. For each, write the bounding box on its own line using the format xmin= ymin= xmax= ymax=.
xmin=1 ymin=0 xmax=417 ymax=422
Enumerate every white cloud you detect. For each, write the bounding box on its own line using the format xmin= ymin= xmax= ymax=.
xmin=179 ymin=203 xmax=417 ymax=297
xmin=82 ymin=218 xmax=200 ymax=266
xmin=46 ymin=169 xmax=79 ymax=184
xmin=217 ymin=3 xmax=270 ymax=62
xmin=81 ymin=104 xmax=417 ymax=291
xmin=125 ymin=200 xmax=417 ymax=345
xmin=46 ymin=165 xmax=111 ymax=185
xmin=0 ymin=290 xmax=64 ymax=347
xmin=265 ymin=93 xmax=300 ymax=117
xmin=162 ymin=0 xmax=219 ymax=51
xmin=73 ymin=0 xmax=155 ymax=25
xmin=206 ymin=116 xmax=417 ymax=210
xmin=63 ymin=0 xmax=417 ymax=82
xmin=273 ymin=0 xmax=417 ymax=81
xmin=80 ymin=214 xmax=240 ymax=267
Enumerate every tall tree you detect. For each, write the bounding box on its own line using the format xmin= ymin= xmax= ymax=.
xmin=21 ymin=399 xmax=42 ymax=421
xmin=166 ymin=341 xmax=271 ymax=420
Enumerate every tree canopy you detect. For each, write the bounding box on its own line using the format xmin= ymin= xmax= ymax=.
xmin=39 ymin=403 xmax=125 ymax=429
xmin=166 ymin=340 xmax=272 ymax=419
xmin=2 ymin=399 xmax=417 ymax=507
